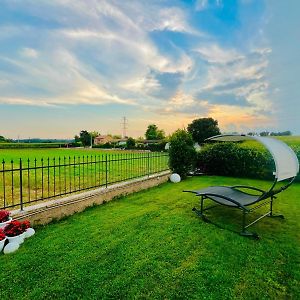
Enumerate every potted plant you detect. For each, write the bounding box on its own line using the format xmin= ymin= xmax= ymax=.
xmin=0 ymin=228 xmax=6 ymax=252
xmin=4 ymin=220 xmax=26 ymax=245
xmin=21 ymin=220 xmax=32 ymax=239
xmin=0 ymin=210 xmax=12 ymax=229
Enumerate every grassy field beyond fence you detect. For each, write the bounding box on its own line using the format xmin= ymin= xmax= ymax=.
xmin=0 ymin=149 xmax=169 ymax=209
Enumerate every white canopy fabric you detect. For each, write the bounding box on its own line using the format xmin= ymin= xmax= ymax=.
xmin=206 ymin=135 xmax=299 ymax=182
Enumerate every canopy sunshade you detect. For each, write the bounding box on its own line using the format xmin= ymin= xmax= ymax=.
xmin=184 ymin=134 xmax=299 ymax=238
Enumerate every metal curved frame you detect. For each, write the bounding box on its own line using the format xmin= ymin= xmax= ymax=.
xmin=187 ymin=134 xmax=299 ymax=238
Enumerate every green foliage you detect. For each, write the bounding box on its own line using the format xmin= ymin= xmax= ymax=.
xmin=0 ymin=135 xmax=12 ymax=143
xmin=148 ymin=141 xmax=166 ymax=152
xmin=145 ymin=124 xmax=165 ymax=140
xmin=187 ymin=117 xmax=221 ymax=144
xmin=169 ymin=129 xmax=196 ymax=178
xmin=0 ymin=176 xmax=299 ymax=299
xmin=197 ymin=142 xmax=275 ymax=180
xmin=126 ymin=137 xmax=136 ymax=149
xmin=79 ymin=130 xmax=91 ymax=147
xmin=92 ymin=142 xmax=114 ymax=149
xmin=0 ymin=143 xmax=64 ymax=149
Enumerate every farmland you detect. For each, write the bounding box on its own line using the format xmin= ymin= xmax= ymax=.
xmin=0 ymin=148 xmax=134 ymax=164
xmin=0 ymin=148 xmax=169 ymax=210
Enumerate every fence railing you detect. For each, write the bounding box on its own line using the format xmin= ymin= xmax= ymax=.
xmin=0 ymin=152 xmax=169 ymax=210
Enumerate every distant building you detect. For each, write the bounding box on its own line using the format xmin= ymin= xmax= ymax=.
xmin=94 ymin=135 xmax=113 ymax=145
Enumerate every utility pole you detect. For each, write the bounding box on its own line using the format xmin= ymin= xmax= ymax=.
xmin=121 ymin=117 xmax=128 ymax=139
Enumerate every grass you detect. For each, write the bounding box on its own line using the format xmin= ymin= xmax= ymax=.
xmin=0 ymin=148 xmax=137 ymax=163
xmin=0 ymin=149 xmax=168 ymax=209
xmin=0 ymin=176 xmax=299 ymax=299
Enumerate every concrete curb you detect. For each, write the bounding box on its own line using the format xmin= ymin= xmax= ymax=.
xmin=11 ymin=171 xmax=171 ymax=225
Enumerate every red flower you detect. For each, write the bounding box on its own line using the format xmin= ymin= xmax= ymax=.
xmin=0 ymin=210 xmax=10 ymax=223
xmin=22 ymin=220 xmax=30 ymax=231
xmin=0 ymin=228 xmax=5 ymax=241
xmin=4 ymin=220 xmax=24 ymax=237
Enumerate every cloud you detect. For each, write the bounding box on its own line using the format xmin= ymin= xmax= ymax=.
xmin=154 ymin=91 xmax=209 ymax=116
xmin=20 ymin=47 xmax=39 ymax=58
xmin=194 ymin=44 xmax=243 ymax=64
xmin=0 ymin=0 xmax=274 ymax=132
xmin=195 ymin=0 xmax=209 ymax=11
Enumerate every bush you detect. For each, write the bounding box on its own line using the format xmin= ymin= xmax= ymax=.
xmin=126 ymin=138 xmax=136 ymax=149
xmin=197 ymin=142 xmax=275 ymax=180
xmin=148 ymin=141 xmax=167 ymax=152
xmin=0 ymin=143 xmax=64 ymax=149
xmin=168 ymin=130 xmax=197 ymax=179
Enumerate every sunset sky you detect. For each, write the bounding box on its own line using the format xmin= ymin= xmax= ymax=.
xmin=0 ymin=0 xmax=299 ymax=139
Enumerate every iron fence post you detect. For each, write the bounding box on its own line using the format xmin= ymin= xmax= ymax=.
xmin=147 ymin=152 xmax=150 ymax=177
xmin=105 ymin=154 xmax=108 ymax=188
xmin=19 ymin=158 xmax=24 ymax=211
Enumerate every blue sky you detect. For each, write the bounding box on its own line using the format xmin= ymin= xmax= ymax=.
xmin=0 ymin=0 xmax=299 ymax=138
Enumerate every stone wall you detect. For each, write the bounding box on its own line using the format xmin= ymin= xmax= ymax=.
xmin=11 ymin=171 xmax=170 ymax=225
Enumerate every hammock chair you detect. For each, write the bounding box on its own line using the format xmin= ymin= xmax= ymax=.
xmin=184 ymin=134 xmax=299 ymax=238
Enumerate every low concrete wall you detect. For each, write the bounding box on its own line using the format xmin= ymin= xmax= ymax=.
xmin=11 ymin=171 xmax=171 ymax=225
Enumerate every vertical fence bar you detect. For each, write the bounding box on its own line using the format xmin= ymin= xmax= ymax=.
xmin=47 ymin=158 xmax=50 ymax=198
xmin=78 ymin=156 xmax=81 ymax=190
xmin=105 ymin=154 xmax=108 ymax=188
xmin=69 ymin=156 xmax=71 ymax=192
xmin=11 ymin=160 xmax=14 ymax=206
xmin=82 ymin=156 xmax=85 ymax=190
xmin=2 ymin=160 xmax=6 ymax=208
xmin=58 ymin=157 xmax=61 ymax=195
xmin=64 ymin=156 xmax=66 ymax=194
xmin=53 ymin=158 xmax=56 ymax=197
xmin=27 ymin=158 xmax=30 ymax=203
xmin=147 ymin=152 xmax=150 ymax=177
xmin=34 ymin=158 xmax=37 ymax=201
xmin=73 ymin=156 xmax=76 ymax=191
xmin=41 ymin=158 xmax=44 ymax=200
xmin=19 ymin=158 xmax=23 ymax=210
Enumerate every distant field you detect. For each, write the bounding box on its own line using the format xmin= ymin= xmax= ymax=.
xmin=274 ymin=135 xmax=300 ymax=148
xmin=0 ymin=148 xmax=136 ymax=164
xmin=237 ymin=136 xmax=300 ymax=151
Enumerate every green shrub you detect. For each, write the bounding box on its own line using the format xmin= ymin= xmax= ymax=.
xmin=197 ymin=142 xmax=275 ymax=180
xmin=169 ymin=129 xmax=197 ymax=178
xmin=0 ymin=143 xmax=64 ymax=149
xmin=148 ymin=141 xmax=167 ymax=152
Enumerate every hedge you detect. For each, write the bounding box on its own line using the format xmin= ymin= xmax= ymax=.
xmin=0 ymin=143 xmax=65 ymax=149
xmin=197 ymin=142 xmax=300 ymax=182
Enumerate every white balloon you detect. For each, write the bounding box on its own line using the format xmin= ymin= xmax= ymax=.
xmin=3 ymin=242 xmax=19 ymax=254
xmin=25 ymin=228 xmax=35 ymax=238
xmin=170 ymin=173 xmax=181 ymax=183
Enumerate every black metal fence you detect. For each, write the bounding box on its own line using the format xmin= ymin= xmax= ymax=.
xmin=0 ymin=152 xmax=169 ymax=210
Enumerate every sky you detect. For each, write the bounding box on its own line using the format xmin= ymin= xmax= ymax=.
xmin=0 ymin=0 xmax=299 ymax=139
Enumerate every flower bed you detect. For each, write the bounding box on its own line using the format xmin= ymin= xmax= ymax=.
xmin=0 ymin=210 xmax=35 ymax=254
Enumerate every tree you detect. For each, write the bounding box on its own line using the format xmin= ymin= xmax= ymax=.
xmin=74 ymin=135 xmax=80 ymax=143
xmin=168 ymin=129 xmax=197 ymax=178
xmin=145 ymin=124 xmax=165 ymax=140
xmin=260 ymin=131 xmax=269 ymax=136
xmin=187 ymin=118 xmax=221 ymax=144
xmin=126 ymin=137 xmax=136 ymax=149
xmin=79 ymin=130 xmax=91 ymax=147
xmin=89 ymin=131 xmax=100 ymax=144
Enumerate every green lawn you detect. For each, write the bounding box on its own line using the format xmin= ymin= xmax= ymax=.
xmin=1 ymin=176 xmax=299 ymax=299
